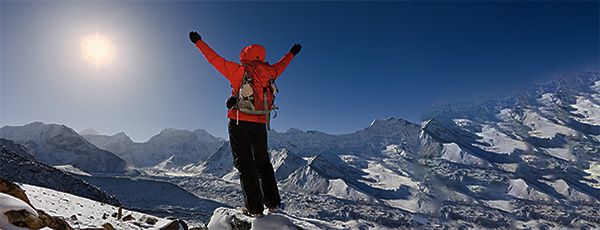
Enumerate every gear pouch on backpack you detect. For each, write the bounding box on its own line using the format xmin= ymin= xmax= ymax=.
xmin=238 ymin=99 xmax=255 ymax=111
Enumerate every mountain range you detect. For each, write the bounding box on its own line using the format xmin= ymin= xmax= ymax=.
xmin=0 ymin=72 xmax=598 ymax=228
xmin=83 ymin=128 xmax=225 ymax=168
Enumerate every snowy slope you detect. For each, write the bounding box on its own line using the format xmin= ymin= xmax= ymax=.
xmin=21 ymin=184 xmax=186 ymax=229
xmin=0 ymin=122 xmax=128 ymax=174
xmin=0 ymin=192 xmax=38 ymax=230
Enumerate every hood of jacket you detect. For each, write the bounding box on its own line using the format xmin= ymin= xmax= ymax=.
xmin=240 ymin=44 xmax=266 ymax=63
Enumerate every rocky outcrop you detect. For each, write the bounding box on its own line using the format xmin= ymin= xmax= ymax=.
xmin=0 ymin=178 xmax=73 ymax=230
xmin=4 ymin=209 xmax=45 ymax=229
xmin=36 ymin=209 xmax=73 ymax=230
xmin=0 ymin=177 xmax=31 ymax=207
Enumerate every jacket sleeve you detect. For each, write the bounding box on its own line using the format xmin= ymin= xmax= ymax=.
xmin=195 ymin=40 xmax=242 ymax=81
xmin=271 ymin=52 xmax=294 ymax=79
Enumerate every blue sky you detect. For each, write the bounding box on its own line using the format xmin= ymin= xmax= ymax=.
xmin=1 ymin=1 xmax=598 ymax=141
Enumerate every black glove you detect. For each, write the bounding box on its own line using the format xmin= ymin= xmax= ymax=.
xmin=290 ymin=44 xmax=302 ymax=56
xmin=189 ymin=31 xmax=201 ymax=44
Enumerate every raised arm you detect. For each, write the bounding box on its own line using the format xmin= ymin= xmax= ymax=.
xmin=272 ymin=44 xmax=301 ymax=79
xmin=189 ymin=31 xmax=242 ymax=81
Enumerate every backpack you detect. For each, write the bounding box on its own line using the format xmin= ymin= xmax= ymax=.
xmin=229 ymin=62 xmax=278 ymax=129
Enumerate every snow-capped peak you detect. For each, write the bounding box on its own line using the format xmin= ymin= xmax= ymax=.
xmin=369 ymin=117 xmax=411 ymax=127
xmin=78 ymin=128 xmax=99 ymax=136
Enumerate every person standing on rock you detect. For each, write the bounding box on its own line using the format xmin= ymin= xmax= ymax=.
xmin=188 ymin=31 xmax=301 ymax=217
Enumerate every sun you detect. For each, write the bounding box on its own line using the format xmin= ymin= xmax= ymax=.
xmin=81 ymin=33 xmax=115 ymax=68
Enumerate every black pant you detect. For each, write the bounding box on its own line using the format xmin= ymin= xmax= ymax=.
xmin=228 ymin=119 xmax=281 ymax=214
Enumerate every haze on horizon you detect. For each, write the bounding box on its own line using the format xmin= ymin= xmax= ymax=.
xmin=1 ymin=1 xmax=598 ymax=142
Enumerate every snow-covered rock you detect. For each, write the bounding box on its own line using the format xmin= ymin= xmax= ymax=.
xmin=206 ymin=207 xmax=349 ymax=230
xmin=0 ymin=192 xmax=39 ymax=230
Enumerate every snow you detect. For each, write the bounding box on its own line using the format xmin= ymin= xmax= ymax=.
xmin=593 ymin=80 xmax=600 ymax=93
xmin=326 ymin=179 xmax=372 ymax=202
xmin=53 ymin=165 xmax=92 ymax=176
xmin=78 ymin=128 xmax=99 ymax=136
xmin=0 ymin=122 xmax=128 ymax=174
xmin=507 ymin=179 xmax=556 ymax=203
xmin=361 ymin=160 xmax=417 ymax=190
xmin=441 ymin=143 xmax=490 ymax=167
xmin=473 ymin=125 xmax=527 ymax=154
xmin=0 ymin=193 xmax=38 ymax=230
xmin=497 ymin=108 xmax=516 ymax=121
xmin=252 ymin=215 xmax=298 ymax=230
xmin=542 ymin=179 xmax=597 ymax=204
xmin=538 ymin=93 xmax=557 ymax=105
xmin=583 ymin=162 xmax=600 ymax=189
xmin=84 ymin=128 xmax=225 ymax=168
xmin=452 ymin=118 xmax=473 ymax=128
xmin=480 ymin=199 xmax=515 ymax=213
xmin=206 ymin=207 xmax=348 ymax=230
xmin=541 ymin=147 xmax=576 ymax=162
xmin=570 ymin=96 xmax=600 ymax=126
xmin=206 ymin=208 xmax=234 ymax=230
xmin=382 ymin=144 xmax=411 ymax=158
xmin=523 ymin=109 xmax=577 ymax=139
xmin=21 ymin=184 xmax=177 ymax=229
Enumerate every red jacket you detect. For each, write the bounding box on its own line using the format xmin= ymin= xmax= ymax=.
xmin=195 ymin=40 xmax=294 ymax=124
